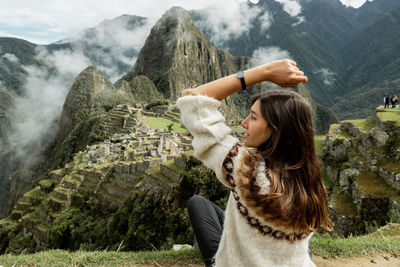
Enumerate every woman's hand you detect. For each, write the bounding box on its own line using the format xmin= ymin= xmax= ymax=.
xmin=181 ymin=88 xmax=199 ymax=96
xmin=263 ymin=59 xmax=308 ymax=87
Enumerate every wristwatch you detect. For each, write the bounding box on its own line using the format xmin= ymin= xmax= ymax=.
xmin=236 ymin=71 xmax=246 ymax=90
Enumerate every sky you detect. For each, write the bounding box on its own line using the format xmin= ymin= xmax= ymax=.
xmin=0 ymin=0 xmax=372 ymax=44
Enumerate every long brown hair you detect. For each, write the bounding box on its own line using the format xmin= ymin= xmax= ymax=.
xmin=252 ymin=90 xmax=332 ymax=233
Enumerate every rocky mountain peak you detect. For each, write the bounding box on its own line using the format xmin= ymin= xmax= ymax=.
xmin=117 ymin=6 xmax=250 ymax=102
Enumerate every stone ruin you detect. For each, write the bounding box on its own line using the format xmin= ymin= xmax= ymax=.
xmin=322 ymin=108 xmax=400 ymax=235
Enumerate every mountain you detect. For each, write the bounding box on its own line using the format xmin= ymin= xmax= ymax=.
xmin=118 ymin=7 xmax=250 ymax=99
xmin=355 ymin=0 xmax=400 ymax=27
xmin=333 ymin=4 xmax=400 ymax=118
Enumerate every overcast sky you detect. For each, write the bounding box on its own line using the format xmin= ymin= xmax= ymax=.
xmin=0 ymin=0 xmax=372 ymax=44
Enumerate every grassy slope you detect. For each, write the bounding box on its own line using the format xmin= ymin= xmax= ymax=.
xmin=0 ymin=224 xmax=399 ymax=266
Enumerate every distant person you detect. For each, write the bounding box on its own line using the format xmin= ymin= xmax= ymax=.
xmin=177 ymin=59 xmax=332 ymax=267
xmin=384 ymin=95 xmax=390 ymax=108
xmin=391 ymin=94 xmax=398 ymax=108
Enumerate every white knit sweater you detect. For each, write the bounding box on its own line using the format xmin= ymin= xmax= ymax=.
xmin=176 ymin=94 xmax=315 ymax=267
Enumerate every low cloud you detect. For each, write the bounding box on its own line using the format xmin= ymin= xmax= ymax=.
xmin=2 ymin=53 xmax=19 ymax=63
xmin=314 ymin=68 xmax=336 ymax=86
xmin=251 ymin=46 xmax=292 ymax=66
xmin=193 ymin=2 xmax=272 ymax=46
xmin=274 ymin=0 xmax=302 ymax=17
xmin=7 ymin=15 xmax=153 ymax=158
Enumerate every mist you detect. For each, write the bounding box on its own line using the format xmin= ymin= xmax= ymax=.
xmin=6 ymin=15 xmax=155 ymax=160
xmin=192 ymin=2 xmax=273 ymax=47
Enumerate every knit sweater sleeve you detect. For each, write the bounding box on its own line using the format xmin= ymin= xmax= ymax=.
xmin=176 ymin=94 xmax=239 ymax=187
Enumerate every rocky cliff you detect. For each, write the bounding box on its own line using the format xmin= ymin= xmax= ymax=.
xmin=322 ymin=107 xmax=400 ymax=235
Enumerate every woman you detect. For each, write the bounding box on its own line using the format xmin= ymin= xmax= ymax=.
xmin=176 ymin=59 xmax=332 ymax=267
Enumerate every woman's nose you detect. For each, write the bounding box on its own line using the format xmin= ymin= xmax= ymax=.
xmin=241 ymin=119 xmax=247 ymax=128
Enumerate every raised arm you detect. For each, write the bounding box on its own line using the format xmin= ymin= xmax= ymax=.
xmin=183 ymin=59 xmax=308 ymax=100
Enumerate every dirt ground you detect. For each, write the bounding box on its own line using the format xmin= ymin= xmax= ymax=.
xmin=131 ymin=253 xmax=400 ymax=266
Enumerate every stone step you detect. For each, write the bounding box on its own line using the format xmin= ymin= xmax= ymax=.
xmin=60 ymin=175 xmax=81 ymax=189
xmin=163 ymin=114 xmax=180 ymax=123
xmin=81 ymin=179 xmax=98 ymax=189
xmin=114 ymin=172 xmax=142 ymax=184
xmin=109 ymin=111 xmax=129 ymax=116
xmin=10 ymin=210 xmax=24 ymax=221
xmin=79 ymin=169 xmax=103 ymax=181
xmin=98 ymin=188 xmax=124 ymax=205
xmin=48 ymin=168 xmax=65 ymax=180
xmin=102 ymin=182 xmax=130 ymax=199
xmin=160 ymin=163 xmax=185 ymax=183
xmin=53 ymin=187 xmax=69 ymax=201
xmin=174 ymin=156 xmax=187 ymax=170
xmin=15 ymin=201 xmax=31 ymax=211
xmin=47 ymin=195 xmax=67 ymax=212
xmin=109 ymin=177 xmax=136 ymax=191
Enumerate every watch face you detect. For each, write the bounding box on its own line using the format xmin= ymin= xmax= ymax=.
xmin=237 ymin=71 xmax=245 ymax=79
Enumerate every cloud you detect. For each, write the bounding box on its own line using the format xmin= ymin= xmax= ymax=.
xmin=192 ymin=2 xmax=272 ymax=46
xmin=251 ymin=46 xmax=292 ymax=66
xmin=2 ymin=53 xmax=19 ymax=63
xmin=314 ymin=68 xmax=336 ymax=86
xmin=274 ymin=0 xmax=302 ymax=17
xmin=0 ymin=0 xmax=254 ymax=44
xmin=8 ymin=48 xmax=91 ymax=155
xmin=67 ymin=15 xmax=155 ymax=81
xmin=6 ymin=14 xmax=153 ymax=159
xmin=341 ymin=0 xmax=372 ymax=8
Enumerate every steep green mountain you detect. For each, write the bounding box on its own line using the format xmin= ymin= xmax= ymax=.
xmin=301 ymin=0 xmax=361 ymax=53
xmin=52 ymin=66 xmax=137 ymax=168
xmin=0 ymin=38 xmax=38 ymax=95
xmin=0 ymin=85 xmax=15 ymax=156
xmin=355 ymin=0 xmax=400 ymax=26
xmin=118 ymin=7 xmax=249 ymax=99
xmin=116 ymin=7 xmax=255 ymax=119
xmin=191 ymin=0 xmax=346 ymax=106
xmin=333 ymin=5 xmax=400 ymax=119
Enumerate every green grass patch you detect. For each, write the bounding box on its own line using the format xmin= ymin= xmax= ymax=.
xmin=314 ymin=135 xmax=325 ymax=157
xmin=376 ymin=108 xmax=400 ymax=126
xmin=0 ymin=248 xmax=202 ymax=267
xmin=355 ymin=172 xmax=400 ymax=200
xmin=380 ymin=158 xmax=400 ymax=173
xmin=331 ymin=192 xmax=357 ymax=216
xmin=1 ymin=225 xmax=400 ymax=265
xmin=342 ymin=119 xmax=376 ymax=133
xmin=312 ymin=225 xmax=400 ymax=258
xmin=328 ymin=123 xmax=352 ymax=139
xmin=141 ymin=116 xmax=187 ymax=133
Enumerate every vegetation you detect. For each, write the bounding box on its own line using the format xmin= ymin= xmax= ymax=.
xmin=142 ymin=116 xmax=187 ymax=133
xmin=313 ymin=224 xmax=400 ymax=258
xmin=1 ymin=224 xmax=400 ymax=266
xmin=377 ymin=107 xmax=400 ymax=127
xmin=355 ymin=172 xmax=400 ymax=200
xmin=342 ymin=119 xmax=376 ymax=133
xmin=314 ymin=135 xmax=325 ymax=157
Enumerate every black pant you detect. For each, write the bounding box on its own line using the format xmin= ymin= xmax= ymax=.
xmin=187 ymin=195 xmax=224 ymax=267
xmin=187 ymin=195 xmax=312 ymax=267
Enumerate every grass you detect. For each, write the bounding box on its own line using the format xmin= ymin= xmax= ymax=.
xmin=1 ymin=224 xmax=400 ymax=266
xmin=314 ymin=135 xmax=325 ymax=157
xmin=0 ymin=248 xmax=203 ymax=267
xmin=141 ymin=116 xmax=187 ymax=133
xmin=355 ymin=172 xmax=400 ymax=200
xmin=328 ymin=123 xmax=352 ymax=139
xmin=381 ymin=158 xmax=400 ymax=173
xmin=331 ymin=192 xmax=357 ymax=216
xmin=342 ymin=119 xmax=376 ymax=133
xmin=376 ymin=107 xmax=400 ymax=126
xmin=312 ymin=224 xmax=400 ymax=258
